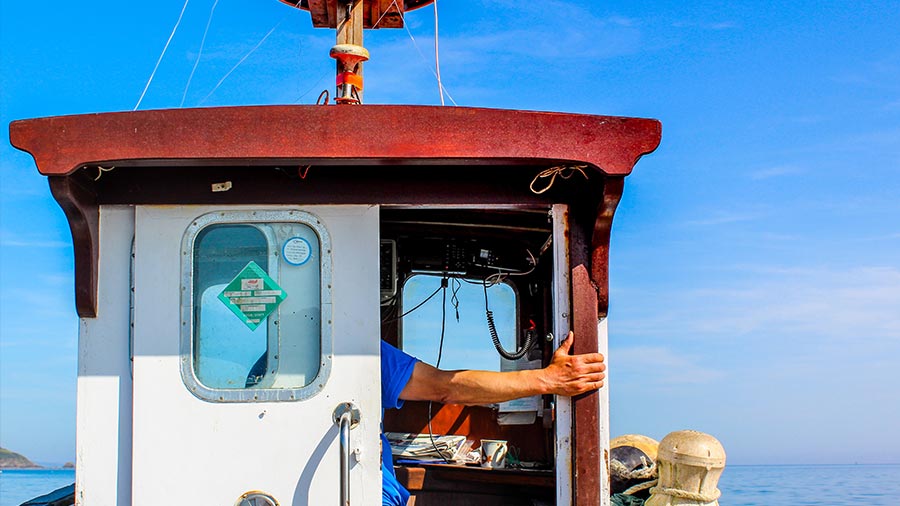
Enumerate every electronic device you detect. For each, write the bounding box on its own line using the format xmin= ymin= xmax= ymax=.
xmin=380 ymin=239 xmax=397 ymax=301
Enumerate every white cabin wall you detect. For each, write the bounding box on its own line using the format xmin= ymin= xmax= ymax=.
xmin=598 ymin=317 xmax=611 ymax=505
xmin=75 ymin=205 xmax=134 ymax=506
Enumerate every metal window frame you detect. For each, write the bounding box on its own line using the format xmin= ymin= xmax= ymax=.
xmin=179 ymin=209 xmax=334 ymax=403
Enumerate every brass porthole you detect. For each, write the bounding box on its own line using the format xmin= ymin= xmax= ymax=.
xmin=235 ymin=490 xmax=279 ymax=506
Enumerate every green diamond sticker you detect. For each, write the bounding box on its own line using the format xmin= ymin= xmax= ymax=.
xmin=218 ymin=261 xmax=287 ymax=331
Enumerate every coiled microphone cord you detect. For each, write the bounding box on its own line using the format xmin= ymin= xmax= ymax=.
xmin=483 ymin=280 xmax=533 ymax=360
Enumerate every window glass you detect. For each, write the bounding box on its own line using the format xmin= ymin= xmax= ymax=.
xmin=190 ymin=222 xmax=323 ymax=394
xmin=196 ymin=282 xmax=268 ymax=388
xmin=401 ymin=275 xmax=517 ymax=372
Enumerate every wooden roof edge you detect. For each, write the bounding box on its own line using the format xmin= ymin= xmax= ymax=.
xmin=9 ymin=105 xmax=661 ymax=179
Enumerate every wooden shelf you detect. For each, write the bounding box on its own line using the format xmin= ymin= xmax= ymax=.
xmin=396 ymin=464 xmax=554 ymax=506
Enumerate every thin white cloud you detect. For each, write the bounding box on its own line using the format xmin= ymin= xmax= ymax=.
xmin=0 ymin=230 xmax=70 ymax=249
xmin=671 ymin=20 xmax=736 ymax=31
xmin=683 ymin=212 xmax=764 ymax=226
xmin=611 ymin=345 xmax=725 ymax=385
xmin=1 ymin=238 xmax=70 ymax=248
xmin=750 ymin=164 xmax=804 ymax=180
xmin=615 ymin=265 xmax=900 ymax=343
xmin=39 ymin=273 xmax=74 ymax=286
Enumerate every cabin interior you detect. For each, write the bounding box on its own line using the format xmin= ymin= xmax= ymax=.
xmin=379 ymin=207 xmax=560 ymax=505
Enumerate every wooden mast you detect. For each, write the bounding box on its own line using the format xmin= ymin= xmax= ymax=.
xmin=330 ymin=0 xmax=368 ymax=103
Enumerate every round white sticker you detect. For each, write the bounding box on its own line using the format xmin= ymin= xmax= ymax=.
xmin=282 ymin=237 xmax=312 ymax=266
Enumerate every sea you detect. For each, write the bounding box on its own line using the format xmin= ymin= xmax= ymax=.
xmin=0 ymin=469 xmax=74 ymax=506
xmin=1 ymin=464 xmax=899 ymax=505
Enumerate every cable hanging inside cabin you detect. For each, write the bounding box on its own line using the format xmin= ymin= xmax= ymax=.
xmin=382 ymin=284 xmax=442 ymax=323
xmin=135 ymin=0 xmax=191 ymax=111
xmin=427 ymin=277 xmax=451 ymax=464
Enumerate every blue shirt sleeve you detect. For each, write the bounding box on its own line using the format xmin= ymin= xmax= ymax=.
xmin=380 ymin=340 xmax=418 ymax=506
xmin=381 ymin=340 xmax=418 ymax=410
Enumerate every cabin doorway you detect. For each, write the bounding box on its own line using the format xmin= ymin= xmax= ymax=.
xmin=379 ymin=204 xmax=574 ymax=505
xmin=130 ymin=205 xmax=382 ymax=505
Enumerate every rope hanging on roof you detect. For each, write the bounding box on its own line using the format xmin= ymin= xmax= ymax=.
xmin=529 ymin=165 xmax=589 ymax=194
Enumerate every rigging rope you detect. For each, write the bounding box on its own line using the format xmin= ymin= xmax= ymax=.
xmin=378 ymin=0 xmax=457 ymax=105
xmin=197 ymin=16 xmax=286 ymax=106
xmin=135 ymin=0 xmax=191 ymax=110
xmin=433 ymin=0 xmax=445 ymax=106
xmin=181 ymin=0 xmax=220 ymax=107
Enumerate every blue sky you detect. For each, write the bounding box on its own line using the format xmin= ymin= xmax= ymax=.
xmin=1 ymin=0 xmax=898 ymax=465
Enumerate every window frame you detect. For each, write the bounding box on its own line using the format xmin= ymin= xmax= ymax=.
xmin=399 ymin=273 xmax=521 ymax=373
xmin=179 ymin=209 xmax=333 ymax=403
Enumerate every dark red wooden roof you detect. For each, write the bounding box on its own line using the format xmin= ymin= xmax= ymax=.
xmin=9 ymin=105 xmax=660 ymax=178
xmin=281 ymin=0 xmax=435 ymax=28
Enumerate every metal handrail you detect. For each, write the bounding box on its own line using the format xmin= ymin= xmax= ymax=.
xmin=333 ymin=402 xmax=360 ymax=506
xmin=338 ymin=410 xmax=352 ymax=506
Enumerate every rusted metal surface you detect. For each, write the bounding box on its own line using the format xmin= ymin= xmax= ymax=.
xmin=307 ymin=0 xmax=330 ymax=27
xmin=9 ymin=106 xmax=661 ymax=178
xmin=566 ymin=177 xmax=626 ymax=504
xmin=592 ymin=177 xmax=625 ymax=317
xmin=279 ymin=0 xmax=424 ymax=28
xmin=48 ymin=175 xmax=99 ymax=318
xmin=570 ymin=265 xmax=601 ymax=505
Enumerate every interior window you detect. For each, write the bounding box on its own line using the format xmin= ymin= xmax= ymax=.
xmin=400 ymin=274 xmax=517 ymax=372
xmin=189 ymin=221 xmax=324 ymax=398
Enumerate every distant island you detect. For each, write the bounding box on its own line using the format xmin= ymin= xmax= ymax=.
xmin=0 ymin=447 xmax=42 ymax=469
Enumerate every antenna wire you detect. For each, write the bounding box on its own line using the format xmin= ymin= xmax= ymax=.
xmin=135 ymin=0 xmax=191 ymax=110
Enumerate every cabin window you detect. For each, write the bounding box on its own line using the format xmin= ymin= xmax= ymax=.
xmin=400 ymin=274 xmax=518 ymax=372
xmin=181 ymin=211 xmax=332 ymax=402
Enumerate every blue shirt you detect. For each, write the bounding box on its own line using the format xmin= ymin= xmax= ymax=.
xmin=380 ymin=340 xmax=418 ymax=506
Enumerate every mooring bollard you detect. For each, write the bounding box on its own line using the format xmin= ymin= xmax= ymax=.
xmin=645 ymin=430 xmax=726 ymax=506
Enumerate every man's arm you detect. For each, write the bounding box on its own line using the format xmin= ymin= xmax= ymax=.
xmin=398 ymin=332 xmax=605 ymax=405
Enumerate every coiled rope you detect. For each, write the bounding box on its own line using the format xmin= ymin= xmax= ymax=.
xmin=529 ymin=165 xmax=589 ymax=194
xmin=648 ymin=486 xmax=722 ymax=502
xmin=611 ymin=456 xmax=659 ymax=496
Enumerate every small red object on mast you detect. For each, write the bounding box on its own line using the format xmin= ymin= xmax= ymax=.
xmin=331 ymin=43 xmax=369 ymax=104
xmin=279 ymin=0 xmax=435 ymax=104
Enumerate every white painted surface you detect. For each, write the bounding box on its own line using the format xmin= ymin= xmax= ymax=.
xmin=131 ymin=205 xmax=381 ymax=506
xmin=598 ymin=317 xmax=611 ymax=506
xmin=75 ymin=205 xmax=134 ymax=506
xmin=551 ymin=204 xmax=573 ymax=506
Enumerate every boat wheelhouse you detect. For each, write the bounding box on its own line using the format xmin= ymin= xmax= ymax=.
xmin=9 ymin=2 xmax=662 ymax=505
